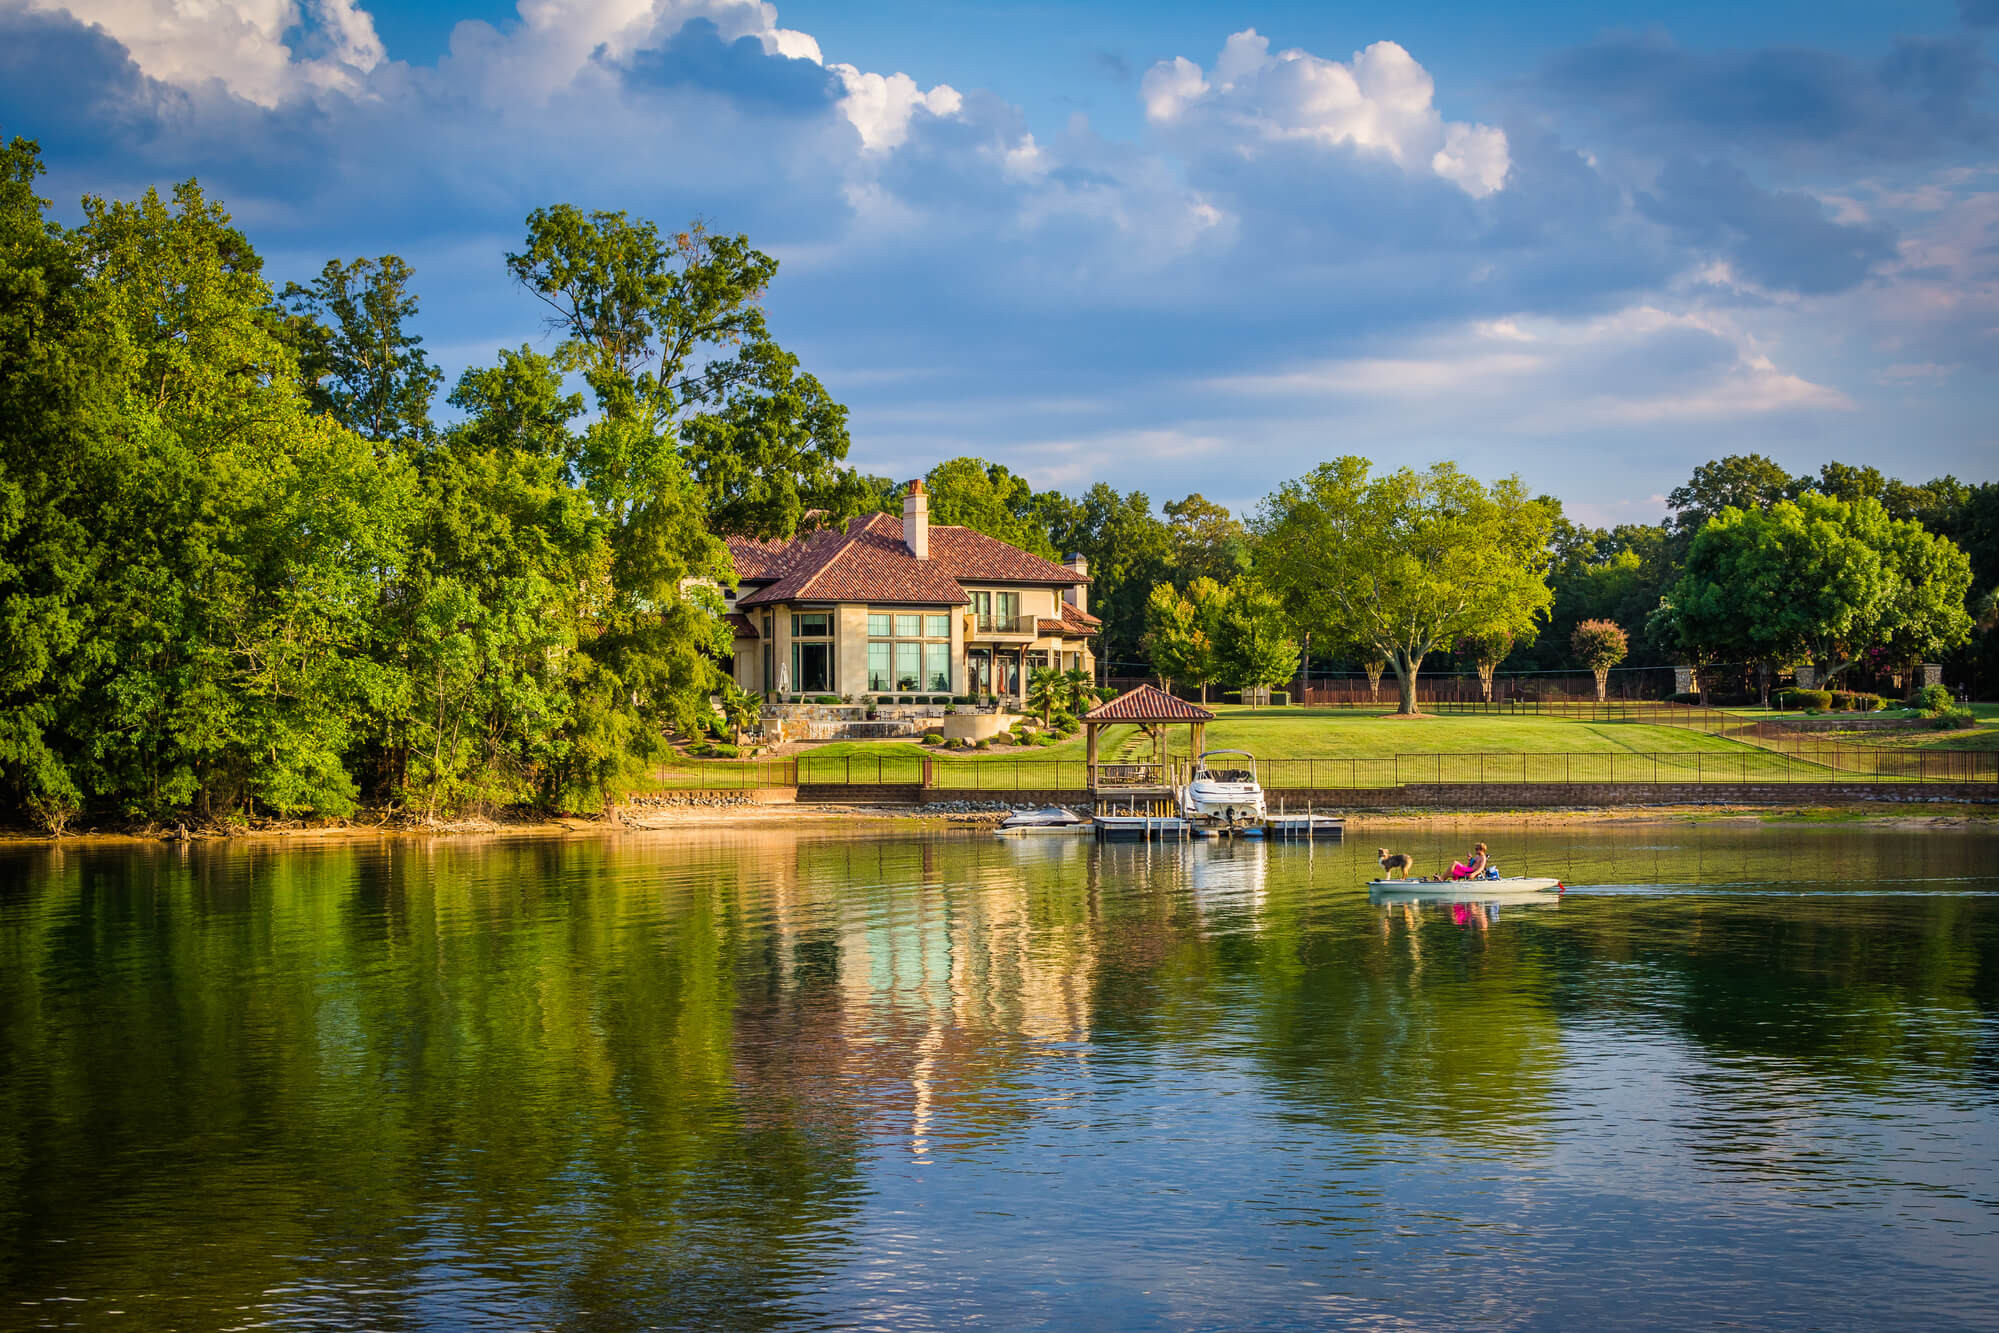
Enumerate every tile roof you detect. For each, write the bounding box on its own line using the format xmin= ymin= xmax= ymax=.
xmin=729 ymin=512 xmax=1091 ymax=610
xmin=723 ymin=612 xmax=758 ymax=638
xmin=1038 ymin=602 xmax=1101 ymax=637
xmin=1084 ymin=683 xmax=1216 ymax=723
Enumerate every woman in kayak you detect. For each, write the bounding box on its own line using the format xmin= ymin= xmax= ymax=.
xmin=1450 ymin=843 xmax=1489 ymax=880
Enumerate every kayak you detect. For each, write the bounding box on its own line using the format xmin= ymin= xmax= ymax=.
xmin=1368 ymin=876 xmax=1563 ymax=900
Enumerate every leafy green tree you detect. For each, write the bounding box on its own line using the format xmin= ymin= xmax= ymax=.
xmin=1061 ymin=666 xmax=1096 ymax=717
xmin=922 ymin=457 xmax=1055 ymax=556
xmin=1143 ymin=582 xmax=1210 ymax=696
xmin=1256 ymin=458 xmax=1555 ymax=715
xmin=1211 ymin=581 xmax=1299 ymax=696
xmin=1043 ymin=484 xmax=1173 ymax=669
xmin=278 ymin=255 xmax=442 ymax=447
xmin=1570 ymin=619 xmax=1628 ymax=702
xmin=1667 ymin=454 xmax=1797 ymax=534
xmin=1164 ymin=493 xmax=1250 ymax=585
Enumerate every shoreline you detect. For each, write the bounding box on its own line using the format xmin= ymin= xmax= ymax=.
xmin=4 ymin=800 xmax=1994 ymax=848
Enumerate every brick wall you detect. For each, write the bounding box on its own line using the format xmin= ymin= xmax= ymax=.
xmin=1270 ymin=782 xmax=1998 ymax=809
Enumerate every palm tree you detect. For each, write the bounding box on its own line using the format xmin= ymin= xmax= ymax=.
xmin=1025 ymin=667 xmax=1064 ymax=726
xmin=1061 ymin=666 xmax=1095 ymax=718
xmin=721 ymin=686 xmax=763 ymax=751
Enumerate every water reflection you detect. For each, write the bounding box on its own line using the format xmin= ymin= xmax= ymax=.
xmin=1 ymin=824 xmax=1996 ymax=1328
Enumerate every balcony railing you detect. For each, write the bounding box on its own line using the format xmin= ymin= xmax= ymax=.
xmin=967 ymin=611 xmax=1039 ymax=636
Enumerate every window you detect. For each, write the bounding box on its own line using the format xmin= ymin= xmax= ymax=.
xmin=793 ymin=641 xmax=833 ymax=692
xmin=867 ymin=606 xmax=952 ymax=694
xmin=793 ymin=612 xmax=832 ymax=637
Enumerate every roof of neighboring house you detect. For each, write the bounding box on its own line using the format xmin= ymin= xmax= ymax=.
xmin=723 ymin=612 xmax=758 ymax=639
xmin=1037 ymin=602 xmax=1102 ymax=637
xmin=730 ymin=512 xmax=1091 ymax=609
xmin=1084 ymin=683 xmax=1216 ymax=723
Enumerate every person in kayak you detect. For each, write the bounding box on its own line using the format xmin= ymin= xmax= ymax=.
xmin=1450 ymin=843 xmax=1488 ymax=880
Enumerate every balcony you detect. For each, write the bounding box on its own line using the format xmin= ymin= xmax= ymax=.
xmin=965 ymin=610 xmax=1039 ymax=639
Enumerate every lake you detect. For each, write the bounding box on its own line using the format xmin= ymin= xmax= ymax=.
xmin=3 ymin=822 xmax=1997 ymax=1330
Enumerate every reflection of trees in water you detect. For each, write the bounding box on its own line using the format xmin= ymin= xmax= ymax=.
xmin=0 ymin=837 xmax=870 ymax=1327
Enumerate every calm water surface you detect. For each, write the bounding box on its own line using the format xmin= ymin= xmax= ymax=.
xmin=3 ymin=824 xmax=1998 ymax=1330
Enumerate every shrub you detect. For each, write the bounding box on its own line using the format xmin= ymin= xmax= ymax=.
xmin=1667 ymin=691 xmax=1701 ymax=705
xmin=1931 ymin=708 xmax=1977 ymax=731
xmin=1780 ymin=688 xmax=1833 ymax=712
xmin=975 ymin=738 xmax=992 ymax=750
xmin=920 ymin=733 xmax=943 ymax=746
xmin=813 ymin=694 xmax=839 ymax=705
xmin=1035 ymin=734 xmax=1058 ymax=747
xmin=952 ymin=694 xmax=973 ymax=705
xmin=1052 ymin=711 xmax=1078 ymax=730
xmin=943 ymin=737 xmax=964 ymax=750
xmin=1914 ymin=682 xmax=1952 ymax=714
xmin=705 ymin=742 xmax=740 ymax=759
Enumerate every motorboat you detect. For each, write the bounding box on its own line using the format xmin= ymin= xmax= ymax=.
xmin=1180 ymin=750 xmax=1267 ymax=825
xmin=996 ymin=806 xmax=1090 ymax=833
xmin=1367 ymin=876 xmax=1563 ymax=904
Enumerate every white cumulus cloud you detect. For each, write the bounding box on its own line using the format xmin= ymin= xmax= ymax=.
xmin=1141 ymin=29 xmax=1510 ymax=197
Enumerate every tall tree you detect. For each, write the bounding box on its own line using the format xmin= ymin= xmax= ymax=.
xmin=278 ymin=255 xmax=443 ymax=447
xmin=1256 ymin=458 xmax=1555 ymax=714
xmin=1043 ymin=484 xmax=1172 ymax=670
xmin=1164 ymin=493 xmax=1250 ymax=586
xmin=922 ymin=457 xmax=1055 ymax=556
xmin=1570 ymin=619 xmax=1628 ymax=703
xmin=1667 ymin=454 xmax=1797 ymax=534
xmin=1211 ymin=581 xmax=1299 ymax=696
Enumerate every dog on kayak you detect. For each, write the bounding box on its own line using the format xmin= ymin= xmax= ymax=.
xmin=1377 ymin=848 xmax=1415 ymax=880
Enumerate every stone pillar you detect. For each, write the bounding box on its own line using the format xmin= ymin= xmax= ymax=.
xmin=1673 ymin=666 xmax=1695 ymax=695
xmin=1921 ymin=663 xmax=1943 ymax=688
xmin=1794 ymin=664 xmax=1817 ymax=689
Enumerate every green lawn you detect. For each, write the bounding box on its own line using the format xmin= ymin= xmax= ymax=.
xmin=641 ymin=703 xmax=1999 ymax=791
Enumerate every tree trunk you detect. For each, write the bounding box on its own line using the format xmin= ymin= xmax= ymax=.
xmin=1477 ymin=662 xmax=1495 ymax=703
xmin=1200 ymin=681 xmax=1207 ymax=704
xmin=1389 ymin=651 xmax=1421 ymax=715
xmin=1593 ymin=667 xmax=1609 ymax=703
xmin=1364 ymin=659 xmax=1384 ymax=702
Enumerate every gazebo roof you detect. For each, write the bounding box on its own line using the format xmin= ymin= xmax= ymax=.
xmin=1083 ymin=683 xmax=1216 ymax=723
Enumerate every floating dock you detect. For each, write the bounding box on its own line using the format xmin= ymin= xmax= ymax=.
xmin=1263 ymin=814 xmax=1345 ymax=841
xmin=1092 ymin=814 xmax=1191 ymax=840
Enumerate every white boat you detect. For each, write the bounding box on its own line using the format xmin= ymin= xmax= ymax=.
xmin=1368 ymin=876 xmax=1563 ymax=903
xmin=1180 ymin=750 xmax=1266 ymax=825
xmin=996 ymin=807 xmax=1090 ymax=833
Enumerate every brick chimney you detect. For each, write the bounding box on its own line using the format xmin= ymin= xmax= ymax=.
xmin=1063 ymin=552 xmax=1088 ymax=614
xmin=902 ymin=480 xmax=929 ymax=560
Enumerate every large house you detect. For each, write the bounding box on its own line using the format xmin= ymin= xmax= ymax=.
xmin=722 ymin=481 xmax=1098 ymax=700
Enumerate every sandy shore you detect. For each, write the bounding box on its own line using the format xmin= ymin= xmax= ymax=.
xmin=4 ymin=798 xmax=1994 ymax=847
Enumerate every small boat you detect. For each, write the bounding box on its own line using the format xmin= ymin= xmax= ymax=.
xmin=1180 ymin=750 xmax=1266 ymax=825
xmin=996 ymin=807 xmax=1089 ymax=833
xmin=1368 ymin=876 xmax=1563 ymax=902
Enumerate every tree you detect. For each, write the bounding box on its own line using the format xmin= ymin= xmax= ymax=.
xmin=278 ymin=255 xmax=443 ymax=448
xmin=1453 ymin=629 xmax=1514 ymax=703
xmin=505 ymin=205 xmax=842 ymax=807
xmin=1667 ymin=454 xmax=1796 ymax=534
xmin=1043 ymin=484 xmax=1173 ymax=670
xmin=1060 ymin=666 xmax=1096 ymax=717
xmin=1143 ymin=582 xmax=1210 ymax=696
xmin=923 ymin=457 xmax=1054 ymax=556
xmin=1164 ymin=493 xmax=1249 ymax=585
xmin=1570 ymin=619 xmax=1628 ymax=703
xmin=1256 ymin=458 xmax=1556 ymax=715
xmin=720 ymin=684 xmax=762 ymax=751
xmin=1025 ymin=666 xmax=1065 ymax=726
xmin=1211 ymin=582 xmax=1299 ymax=697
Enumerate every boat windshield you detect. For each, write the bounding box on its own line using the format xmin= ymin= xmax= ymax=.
xmin=1193 ymin=753 xmax=1258 ymax=784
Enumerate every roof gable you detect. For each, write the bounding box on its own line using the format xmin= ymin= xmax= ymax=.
xmin=1084 ymin=683 xmax=1216 ymax=723
xmin=728 ymin=511 xmax=1091 ymax=609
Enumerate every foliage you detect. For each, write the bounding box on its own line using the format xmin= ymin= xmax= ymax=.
xmin=1571 ymin=618 xmax=1629 ymax=702
xmin=277 ymin=255 xmax=442 ymax=448
xmin=1913 ymin=682 xmax=1952 ymax=715
xmin=1143 ymin=582 xmax=1212 ymax=696
xmin=1025 ymin=666 xmax=1065 ymax=726
xmin=1255 ymin=458 xmax=1555 ymax=714
xmin=923 ymin=458 xmax=1055 ymax=557
xmin=1211 ymin=582 xmax=1300 ymax=692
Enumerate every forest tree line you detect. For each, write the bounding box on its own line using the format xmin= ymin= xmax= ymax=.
xmin=2 ymin=134 xmax=1994 ymax=826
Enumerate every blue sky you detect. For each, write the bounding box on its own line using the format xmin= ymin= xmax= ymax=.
xmin=3 ymin=0 xmax=1994 ymax=525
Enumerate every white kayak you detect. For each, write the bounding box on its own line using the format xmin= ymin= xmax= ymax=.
xmin=1368 ymin=876 xmax=1563 ymax=900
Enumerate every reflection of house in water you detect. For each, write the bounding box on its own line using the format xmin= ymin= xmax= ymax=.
xmin=725 ymin=834 xmax=1108 ymax=1156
